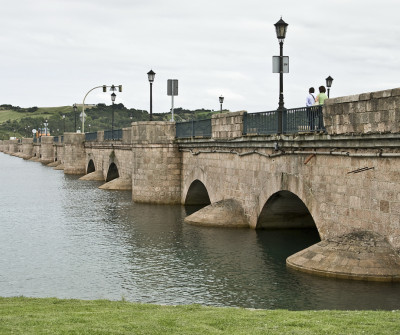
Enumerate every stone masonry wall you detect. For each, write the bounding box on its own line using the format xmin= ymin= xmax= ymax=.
xmin=40 ymin=136 xmax=55 ymax=164
xmin=21 ymin=138 xmax=33 ymax=159
xmin=85 ymin=145 xmax=132 ymax=180
xmin=324 ymin=87 xmax=400 ymax=134
xmin=211 ymin=111 xmax=245 ymax=139
xmin=181 ymin=148 xmax=400 ymax=250
xmin=131 ymin=121 xmax=181 ymax=204
xmin=63 ymin=133 xmax=86 ymax=174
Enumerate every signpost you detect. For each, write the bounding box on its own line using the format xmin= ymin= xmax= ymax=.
xmin=272 ymin=56 xmax=289 ymax=73
xmin=167 ymin=79 xmax=178 ymax=121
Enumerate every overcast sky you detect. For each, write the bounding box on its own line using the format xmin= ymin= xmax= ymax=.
xmin=1 ymin=0 xmax=399 ymax=114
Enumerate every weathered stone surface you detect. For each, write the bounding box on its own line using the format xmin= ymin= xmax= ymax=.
xmin=324 ymin=87 xmax=400 ymax=135
xmin=98 ymin=177 xmax=132 ymax=190
xmin=287 ymin=231 xmax=400 ymax=281
xmin=185 ymin=199 xmax=249 ymax=228
xmin=47 ymin=161 xmax=60 ymax=167
xmin=54 ymin=163 xmax=64 ymax=170
xmin=63 ymin=133 xmax=86 ymax=174
xmin=79 ymin=170 xmax=104 ymax=181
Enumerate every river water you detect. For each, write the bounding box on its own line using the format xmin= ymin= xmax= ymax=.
xmin=1 ymin=152 xmax=399 ymax=310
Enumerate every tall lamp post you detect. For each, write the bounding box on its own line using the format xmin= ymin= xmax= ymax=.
xmin=62 ymin=115 xmax=65 ymax=133
xmin=73 ymin=104 xmax=77 ymax=132
xmin=274 ymin=17 xmax=288 ymax=134
xmin=111 ymin=92 xmax=116 ymax=139
xmin=147 ymin=69 xmax=156 ymax=121
xmin=44 ymin=120 xmax=48 ymax=136
xmin=219 ymin=95 xmax=224 ymax=113
xmin=326 ymin=76 xmax=334 ymax=98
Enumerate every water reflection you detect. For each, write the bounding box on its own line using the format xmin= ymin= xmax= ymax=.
xmin=1 ymin=153 xmax=400 ymax=310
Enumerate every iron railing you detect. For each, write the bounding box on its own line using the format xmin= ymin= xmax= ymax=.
xmin=176 ymin=119 xmax=212 ymax=138
xmin=243 ymin=105 xmax=324 ymax=135
xmin=85 ymin=132 xmax=97 ymax=141
xmin=104 ymin=129 xmax=123 ymax=140
xmin=243 ymin=110 xmax=279 ymax=135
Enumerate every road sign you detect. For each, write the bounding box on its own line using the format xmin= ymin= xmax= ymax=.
xmin=272 ymin=56 xmax=289 ymax=73
xmin=167 ymin=79 xmax=178 ymax=96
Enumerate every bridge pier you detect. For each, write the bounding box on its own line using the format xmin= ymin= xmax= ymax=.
xmin=63 ymin=133 xmax=86 ymax=174
xmin=131 ymin=122 xmax=181 ymax=204
xmin=20 ymin=138 xmax=34 ymax=159
xmin=39 ymin=136 xmax=55 ymax=164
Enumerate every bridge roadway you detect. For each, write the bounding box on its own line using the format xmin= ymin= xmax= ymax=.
xmin=1 ymin=87 xmax=400 ymax=281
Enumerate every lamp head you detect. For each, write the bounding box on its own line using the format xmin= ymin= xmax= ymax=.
xmin=274 ymin=17 xmax=288 ymax=42
xmin=147 ymin=69 xmax=156 ymax=83
xmin=326 ymin=75 xmax=334 ymax=88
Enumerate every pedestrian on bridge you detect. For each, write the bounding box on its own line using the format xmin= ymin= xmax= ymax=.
xmin=315 ymin=86 xmax=328 ymax=131
xmin=306 ymin=87 xmax=316 ymax=131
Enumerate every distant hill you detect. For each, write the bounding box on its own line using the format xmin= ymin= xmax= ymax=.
xmin=0 ymin=104 xmax=226 ymax=139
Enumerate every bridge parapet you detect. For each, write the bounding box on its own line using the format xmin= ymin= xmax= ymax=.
xmin=211 ymin=111 xmax=245 ymax=139
xmin=132 ymin=121 xmax=175 ymax=144
xmin=325 ymin=87 xmax=400 ymax=135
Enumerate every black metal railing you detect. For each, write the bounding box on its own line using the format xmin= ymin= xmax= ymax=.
xmin=243 ymin=110 xmax=279 ymax=135
xmin=53 ymin=136 xmax=59 ymax=143
xmin=176 ymin=119 xmax=212 ymax=138
xmin=104 ymin=129 xmax=123 ymax=140
xmin=243 ymin=105 xmax=324 ymax=135
xmin=85 ymin=132 xmax=97 ymax=141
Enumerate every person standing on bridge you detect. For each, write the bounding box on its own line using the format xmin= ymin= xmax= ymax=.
xmin=314 ymin=85 xmax=328 ymax=131
xmin=306 ymin=87 xmax=316 ymax=131
xmin=315 ymin=86 xmax=328 ymax=105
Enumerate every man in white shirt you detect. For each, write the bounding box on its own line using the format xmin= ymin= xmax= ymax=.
xmin=306 ymin=87 xmax=315 ymax=107
xmin=306 ymin=87 xmax=316 ymax=131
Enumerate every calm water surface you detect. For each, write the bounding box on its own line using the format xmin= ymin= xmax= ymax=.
xmin=1 ymin=153 xmax=400 ymax=310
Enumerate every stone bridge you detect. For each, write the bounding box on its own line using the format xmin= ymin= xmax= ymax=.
xmin=2 ymin=87 xmax=400 ymax=281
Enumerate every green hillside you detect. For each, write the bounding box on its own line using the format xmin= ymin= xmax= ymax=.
xmin=0 ymin=104 xmax=223 ymax=140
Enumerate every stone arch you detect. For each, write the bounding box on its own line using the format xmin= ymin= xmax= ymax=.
xmin=257 ymin=190 xmax=316 ymax=230
xmin=185 ymin=179 xmax=211 ymax=205
xmin=253 ymin=172 xmax=323 ymax=237
xmin=106 ymin=162 xmax=119 ymax=182
xmin=182 ymin=164 xmax=219 ymax=204
xmin=87 ymin=159 xmax=95 ymax=173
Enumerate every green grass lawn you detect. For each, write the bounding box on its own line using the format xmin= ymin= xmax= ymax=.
xmin=0 ymin=297 xmax=399 ymax=334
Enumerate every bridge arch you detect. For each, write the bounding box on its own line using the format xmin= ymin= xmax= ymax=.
xmin=185 ymin=179 xmax=211 ymax=205
xmin=257 ymin=190 xmax=316 ymax=230
xmin=87 ymin=159 xmax=95 ymax=173
xmin=106 ymin=162 xmax=119 ymax=182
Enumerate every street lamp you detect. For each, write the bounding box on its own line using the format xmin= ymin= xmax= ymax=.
xmin=147 ymin=69 xmax=156 ymax=121
xmin=326 ymin=75 xmax=334 ymax=98
xmin=73 ymin=104 xmax=77 ymax=132
xmin=62 ymin=115 xmax=65 ymax=133
xmin=111 ymin=92 xmax=116 ymax=139
xmin=274 ymin=17 xmax=288 ymax=134
xmin=44 ymin=120 xmax=48 ymax=136
xmin=219 ymin=95 xmax=224 ymax=113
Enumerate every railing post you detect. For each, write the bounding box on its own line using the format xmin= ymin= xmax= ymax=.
xmin=243 ymin=112 xmax=247 ymax=135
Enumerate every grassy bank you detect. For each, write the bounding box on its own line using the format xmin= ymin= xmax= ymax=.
xmin=0 ymin=297 xmax=399 ymax=334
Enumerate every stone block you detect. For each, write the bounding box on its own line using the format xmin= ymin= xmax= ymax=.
xmin=372 ymin=89 xmax=392 ymax=99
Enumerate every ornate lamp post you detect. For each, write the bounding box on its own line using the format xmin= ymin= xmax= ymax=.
xmin=44 ymin=120 xmax=48 ymax=136
xmin=274 ymin=17 xmax=288 ymax=134
xmin=111 ymin=92 xmax=116 ymax=139
xmin=326 ymin=76 xmax=334 ymax=98
xmin=219 ymin=95 xmax=224 ymax=113
xmin=147 ymin=70 xmax=156 ymax=121
xmin=73 ymin=104 xmax=77 ymax=132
